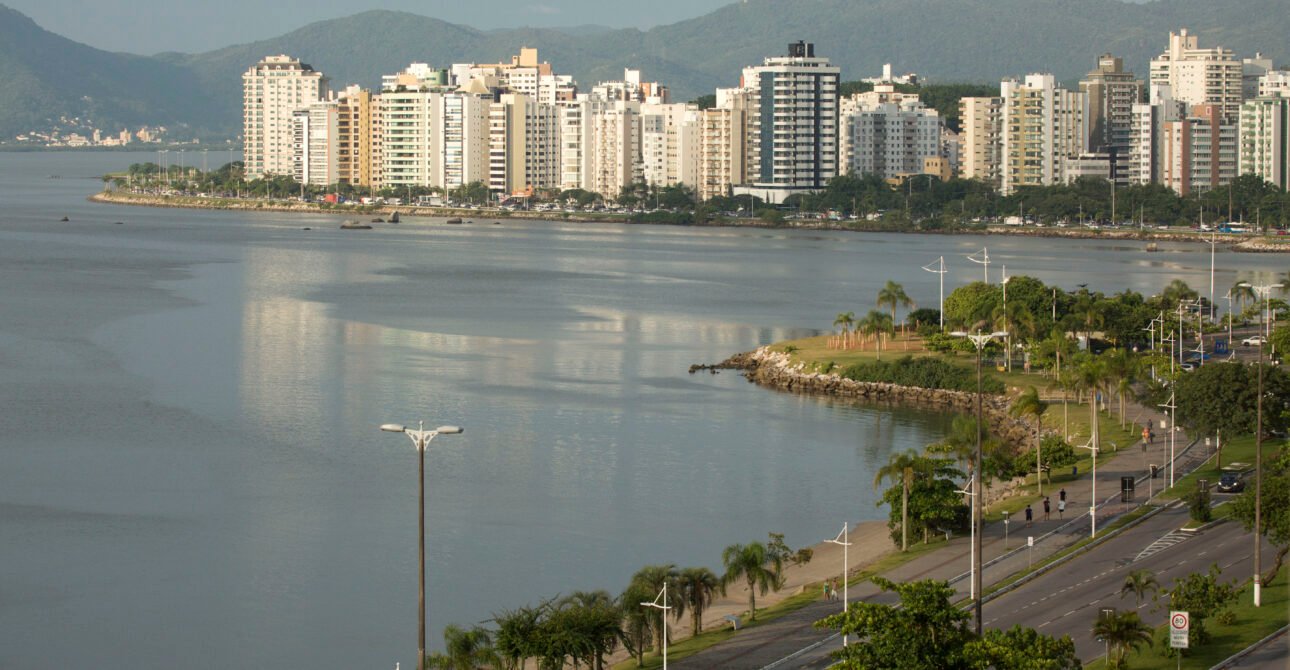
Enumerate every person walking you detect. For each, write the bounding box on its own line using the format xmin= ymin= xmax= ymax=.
xmin=1059 ymin=488 xmax=1066 ymax=503
xmin=1043 ymin=497 xmax=1051 ymax=521
xmin=1025 ymin=504 xmax=1033 ymax=527
xmin=1057 ymin=497 xmax=1066 ymax=519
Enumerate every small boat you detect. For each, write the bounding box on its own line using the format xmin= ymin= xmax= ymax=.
xmin=59 ymin=216 xmax=69 ymax=222
xmin=371 ymin=217 xmax=385 ymax=223
xmin=445 ymin=217 xmax=463 ymax=224
xmin=1145 ymin=242 xmax=1159 ymax=252
xmin=493 ymin=221 xmax=501 ymax=225
xmin=340 ymin=219 xmax=372 ymax=230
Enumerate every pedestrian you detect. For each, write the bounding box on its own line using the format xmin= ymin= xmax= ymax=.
xmin=823 ymin=582 xmax=829 ymax=601
xmin=1142 ymin=426 xmax=1150 ymax=444
xmin=1058 ymin=498 xmax=1066 ymax=518
xmin=1025 ymin=504 xmax=1033 ymax=527
xmin=1059 ymin=488 xmax=1066 ymax=503
xmin=1043 ymin=497 xmax=1051 ymax=520
xmin=1149 ymin=428 xmax=1155 ymax=444
xmin=832 ymin=579 xmax=840 ymax=601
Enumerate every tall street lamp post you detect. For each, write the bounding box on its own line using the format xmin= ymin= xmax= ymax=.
xmin=966 ymin=248 xmax=991 ymax=285
xmin=1158 ymin=393 xmax=1176 ymax=489
xmin=641 ymin=583 xmax=672 ymax=669
xmin=826 ymin=524 xmax=853 ymax=646
xmin=1240 ymin=282 xmax=1283 ymax=606
xmin=380 ymin=421 xmax=464 ymax=670
xmin=1075 ymin=439 xmax=1100 ymax=538
xmin=922 ymin=256 xmax=948 ymax=332
xmin=951 ymin=328 xmax=1007 ymax=635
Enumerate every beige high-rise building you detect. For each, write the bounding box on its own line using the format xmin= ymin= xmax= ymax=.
xmin=1080 ymin=54 xmax=1144 ymax=161
xmin=1000 ymin=74 xmax=1087 ymax=193
xmin=697 ymin=89 xmax=750 ymax=201
xmin=958 ymin=96 xmax=1002 ymax=187
xmin=243 ymin=55 xmax=327 ymax=179
xmin=337 ymin=86 xmax=377 ymax=187
xmin=1161 ymin=103 xmax=1238 ymax=196
xmin=640 ymin=101 xmax=701 ymax=188
xmin=488 ymin=93 xmax=561 ymax=196
xmin=589 ymin=100 xmax=641 ymax=199
xmin=1149 ymin=29 xmax=1242 ymax=121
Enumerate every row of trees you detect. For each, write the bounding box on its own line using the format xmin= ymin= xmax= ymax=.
xmin=427 ymin=533 xmax=810 ymax=669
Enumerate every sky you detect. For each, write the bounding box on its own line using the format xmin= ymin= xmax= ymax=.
xmin=5 ymin=0 xmax=738 ymax=54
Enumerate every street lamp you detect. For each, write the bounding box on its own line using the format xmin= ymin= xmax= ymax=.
xmin=1158 ymin=393 xmax=1176 ymax=489
xmin=1239 ymin=282 xmax=1283 ymax=606
xmin=966 ymin=247 xmax=991 ymax=284
xmin=825 ymin=523 xmax=852 ymax=646
xmin=950 ymin=328 xmax=1007 ymax=635
xmin=1074 ymin=439 xmax=1099 ymax=538
xmin=380 ymin=421 xmax=464 ymax=670
xmin=641 ymin=583 xmax=671 ymax=669
xmin=922 ymin=256 xmax=948 ymax=332
xmin=955 ymin=480 xmax=977 ymax=600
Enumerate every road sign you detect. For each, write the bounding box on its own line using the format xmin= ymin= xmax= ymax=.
xmin=1027 ymin=536 xmax=1034 ymax=547
xmin=1170 ymin=610 xmax=1189 ymax=649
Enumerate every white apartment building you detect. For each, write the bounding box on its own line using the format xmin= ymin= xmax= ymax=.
xmin=1244 ymin=54 xmax=1275 ymax=100
xmin=1149 ymin=29 xmax=1243 ymax=120
xmin=1259 ymin=70 xmax=1290 ymax=98
xmin=1000 ymin=74 xmax=1088 ymax=193
xmin=838 ymin=92 xmax=941 ymax=180
xmin=1128 ymin=85 xmax=1187 ymax=186
xmin=735 ymin=41 xmax=840 ymax=204
xmin=958 ymin=96 xmax=1003 ymax=187
xmin=378 ymin=88 xmax=440 ymax=189
xmin=593 ymin=69 xmax=670 ymax=103
xmin=454 ymin=48 xmax=576 ymax=105
xmin=559 ymin=99 xmax=596 ymax=191
xmin=439 ymin=80 xmax=492 ymax=190
xmin=291 ymin=100 xmax=339 ymax=186
xmin=588 ymin=100 xmax=642 ymax=199
xmin=640 ymin=102 xmax=701 ymax=188
xmin=1240 ymin=96 xmax=1290 ymax=189
xmin=243 ymin=55 xmax=327 ymax=179
xmin=697 ymin=88 xmax=750 ymax=201
xmin=488 ymin=93 xmax=561 ymax=196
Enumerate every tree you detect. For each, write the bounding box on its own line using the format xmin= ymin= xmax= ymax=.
xmin=426 ymin=624 xmax=502 ymax=670
xmin=493 ymin=603 xmax=546 ymax=670
xmin=874 ymin=449 xmax=921 ymax=551
xmin=629 ymin=565 xmax=677 ymax=655
xmin=1229 ymin=442 xmax=1290 ymax=586
xmin=618 ymin=582 xmax=653 ymax=667
xmin=673 ymin=567 xmax=723 ymax=636
xmin=962 ymin=626 xmax=1080 ymax=670
xmin=1011 ymin=386 xmax=1049 ymax=494
xmin=1175 ymin=362 xmax=1290 ymax=438
xmin=1071 ymin=354 xmax=1110 ymax=452
xmin=1120 ymin=569 xmax=1159 ymax=606
xmin=721 ymin=542 xmax=780 ymax=621
xmin=944 ymin=282 xmax=1001 ymax=330
xmin=1231 ymin=281 xmax=1256 ymax=316
xmin=1091 ymin=610 xmax=1153 ymax=669
xmin=1101 ymin=348 xmax=1139 ymax=428
xmin=858 ymin=310 xmax=895 ymax=358
xmin=878 ymin=280 xmax=916 ymax=336
xmin=816 ymin=578 xmax=973 ymax=669
xmin=1159 ymin=564 xmax=1238 ymax=647
xmin=880 ymin=454 xmax=966 ymax=544
xmin=834 ymin=311 xmax=856 ymax=349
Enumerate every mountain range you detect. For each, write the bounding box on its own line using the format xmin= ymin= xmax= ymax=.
xmin=1 ymin=0 xmax=1288 ymax=141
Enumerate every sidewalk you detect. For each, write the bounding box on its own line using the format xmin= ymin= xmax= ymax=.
xmin=669 ymin=400 xmax=1206 ymax=669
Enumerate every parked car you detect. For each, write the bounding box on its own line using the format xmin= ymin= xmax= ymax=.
xmin=1217 ymin=472 xmax=1245 ymax=493
xmin=1180 ymin=362 xmax=1197 ymax=372
xmin=1242 ymin=336 xmax=1266 ymax=346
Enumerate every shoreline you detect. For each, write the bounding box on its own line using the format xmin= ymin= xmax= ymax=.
xmin=88 ymin=190 xmax=1287 ymax=250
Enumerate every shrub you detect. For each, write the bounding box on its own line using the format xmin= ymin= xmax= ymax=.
xmin=1187 ymin=489 xmax=1212 ymax=523
xmin=840 ymin=356 xmax=1005 ymax=393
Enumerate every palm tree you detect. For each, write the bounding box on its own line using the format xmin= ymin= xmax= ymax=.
xmin=1092 ymin=609 xmax=1154 ymax=669
xmin=1072 ymin=291 xmax=1106 ymax=345
xmin=1101 ymin=348 xmax=1138 ymax=428
xmin=673 ymin=567 xmax=724 ymax=636
xmin=1119 ymin=569 xmax=1159 ymax=606
xmin=629 ymin=564 xmax=677 ymax=656
xmin=1162 ymin=279 xmax=1199 ymax=307
xmin=877 ymin=280 xmax=916 ymax=339
xmin=927 ymin=414 xmax=981 ymax=481
xmin=721 ymin=542 xmax=780 ymax=621
xmin=1231 ymin=281 xmax=1256 ymax=317
xmin=1011 ymin=386 xmax=1049 ymax=494
xmin=426 ymin=624 xmax=502 ymax=670
xmin=1072 ymin=355 xmax=1111 ymax=452
xmin=858 ymin=309 xmax=894 ymax=359
xmin=833 ymin=311 xmax=855 ymax=349
xmin=874 ymin=449 xmax=921 ymax=551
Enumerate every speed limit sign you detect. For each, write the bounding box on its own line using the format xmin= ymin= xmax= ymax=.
xmin=1170 ymin=611 xmax=1189 ymax=649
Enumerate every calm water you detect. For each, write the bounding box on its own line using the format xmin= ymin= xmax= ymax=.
xmin=0 ymin=152 xmax=1279 ymax=669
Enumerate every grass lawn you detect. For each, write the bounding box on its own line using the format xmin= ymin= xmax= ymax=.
xmin=1082 ymin=562 xmax=1290 ymax=669
xmin=770 ymin=333 xmax=935 ymax=374
xmin=1155 ymin=436 xmax=1286 ymax=503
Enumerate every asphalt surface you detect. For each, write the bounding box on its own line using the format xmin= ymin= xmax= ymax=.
xmin=1225 ymin=627 xmax=1290 ymax=669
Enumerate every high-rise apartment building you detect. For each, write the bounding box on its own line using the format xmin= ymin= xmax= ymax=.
xmin=336 ymin=86 xmax=377 ymax=187
xmin=1159 ymin=103 xmax=1238 ymax=196
xmin=488 ymin=93 xmax=561 ymax=195
xmin=243 ymin=55 xmax=327 ymax=179
xmin=839 ymin=90 xmax=942 ymax=180
xmin=1259 ymin=70 xmax=1290 ymax=98
xmin=291 ymin=100 xmax=339 ymax=186
xmin=1240 ymin=96 xmax=1290 ymax=189
xmin=1149 ymin=29 xmax=1242 ymax=120
xmin=1000 ymin=74 xmax=1088 ymax=193
xmin=640 ymin=102 xmax=701 ymax=188
xmin=588 ymin=100 xmax=642 ymax=198
xmin=1128 ymin=84 xmax=1186 ymax=186
xmin=735 ymin=41 xmax=839 ymax=204
xmin=1080 ymin=54 xmax=1144 ymax=162
xmin=697 ymin=88 xmax=750 ymax=201
xmin=958 ymin=96 xmax=1003 ymax=186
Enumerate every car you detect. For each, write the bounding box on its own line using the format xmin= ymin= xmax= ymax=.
xmin=1217 ymin=473 xmax=1245 ymax=493
xmin=1242 ymin=336 xmax=1266 ymax=346
xmin=1180 ymin=362 xmax=1197 ymax=372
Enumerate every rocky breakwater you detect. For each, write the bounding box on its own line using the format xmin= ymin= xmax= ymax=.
xmin=1233 ymin=237 xmax=1290 ymax=253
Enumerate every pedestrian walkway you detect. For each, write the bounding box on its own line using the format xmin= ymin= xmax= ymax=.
xmin=672 ymin=397 xmax=1207 ymax=670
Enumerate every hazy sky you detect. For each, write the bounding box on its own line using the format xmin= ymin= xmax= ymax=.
xmin=6 ymin=0 xmax=737 ymax=54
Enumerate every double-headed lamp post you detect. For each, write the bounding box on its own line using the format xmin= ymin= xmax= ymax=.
xmin=1074 ymin=439 xmax=1100 ymax=538
xmin=380 ymin=422 xmax=464 ymax=670
xmin=641 ymin=583 xmax=671 ymax=669
xmin=826 ymin=523 xmax=853 ymax=646
xmin=950 ymin=328 xmax=1007 ymax=635
xmin=1239 ymin=282 xmax=1283 ymax=606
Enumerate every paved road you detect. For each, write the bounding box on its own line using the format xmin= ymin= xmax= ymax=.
xmin=1225 ymin=627 xmax=1290 ymax=669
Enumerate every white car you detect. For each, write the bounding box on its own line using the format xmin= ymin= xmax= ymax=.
xmin=1242 ymin=336 xmax=1266 ymax=346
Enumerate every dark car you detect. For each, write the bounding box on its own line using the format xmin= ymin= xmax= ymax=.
xmin=1217 ymin=473 xmax=1245 ymax=493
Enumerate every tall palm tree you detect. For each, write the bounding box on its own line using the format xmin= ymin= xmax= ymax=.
xmin=1101 ymin=348 xmax=1138 ymax=428
xmin=1011 ymin=386 xmax=1049 ymax=494
xmin=1073 ymin=355 xmax=1110 ymax=452
xmin=1092 ymin=609 xmax=1154 ymax=669
xmin=426 ymin=624 xmax=502 ymax=670
xmin=1231 ymin=281 xmax=1256 ymax=316
xmin=1162 ymin=279 xmax=1199 ymax=307
xmin=673 ymin=567 xmax=724 ymax=636
xmin=859 ymin=309 xmax=894 ymax=359
xmin=833 ymin=311 xmax=855 ymax=349
xmin=1119 ymin=569 xmax=1159 ymax=606
xmin=927 ymin=414 xmax=981 ymax=480
xmin=1072 ymin=291 xmax=1106 ymax=345
xmin=877 ymin=280 xmax=916 ymax=337
xmin=629 ymin=564 xmax=677 ymax=656
xmin=721 ymin=542 xmax=780 ymax=622
xmin=874 ymin=449 xmax=921 ymax=551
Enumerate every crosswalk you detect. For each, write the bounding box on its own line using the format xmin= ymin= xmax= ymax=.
xmin=1134 ymin=530 xmax=1190 ymax=562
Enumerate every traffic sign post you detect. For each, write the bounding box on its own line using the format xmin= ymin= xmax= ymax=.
xmin=1170 ymin=610 xmax=1189 ymax=648
xmin=1027 ymin=536 xmax=1034 ymax=568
